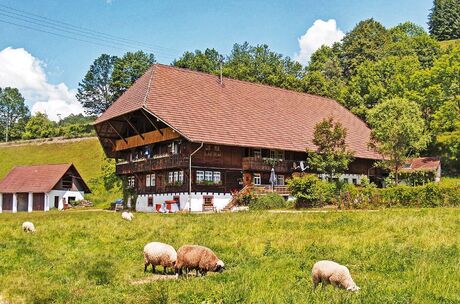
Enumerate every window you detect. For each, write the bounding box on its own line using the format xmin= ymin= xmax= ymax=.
xmin=276 ymin=175 xmax=285 ymax=186
xmin=204 ymin=196 xmax=213 ymax=206
xmin=62 ymin=175 xmax=72 ymax=189
xmin=253 ymin=173 xmax=261 ymax=185
xmin=270 ymin=150 xmax=285 ymax=160
xmin=253 ymin=148 xmax=262 ymax=158
xmin=148 ymin=197 xmax=154 ymax=207
xmin=205 ymin=171 xmax=213 ymax=182
xmin=352 ymin=178 xmax=358 ymax=185
xmin=146 ymin=174 xmax=155 ymax=187
xmin=196 ymin=171 xmax=204 ymax=183
xmin=213 ymin=172 xmax=221 ymax=184
xmin=168 ymin=171 xmax=183 ymax=184
xmin=169 ymin=141 xmax=179 ymax=154
xmin=128 ymin=176 xmax=135 ymax=187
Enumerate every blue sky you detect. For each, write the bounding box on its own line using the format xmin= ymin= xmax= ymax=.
xmin=0 ymin=0 xmax=433 ymax=119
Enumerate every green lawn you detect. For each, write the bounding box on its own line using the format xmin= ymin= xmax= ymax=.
xmin=0 ymin=209 xmax=459 ymax=303
xmin=0 ymin=138 xmax=104 ymax=181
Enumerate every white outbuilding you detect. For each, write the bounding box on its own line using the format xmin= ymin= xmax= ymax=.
xmin=0 ymin=163 xmax=90 ymax=213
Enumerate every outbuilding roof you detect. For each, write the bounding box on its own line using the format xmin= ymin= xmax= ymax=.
xmin=0 ymin=163 xmax=90 ymax=193
xmin=95 ymin=64 xmax=381 ymax=159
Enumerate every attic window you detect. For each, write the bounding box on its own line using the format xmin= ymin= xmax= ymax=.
xmin=62 ymin=175 xmax=72 ymax=189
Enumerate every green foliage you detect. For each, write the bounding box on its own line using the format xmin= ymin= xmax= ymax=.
xmin=307 ymin=117 xmax=354 ymax=179
xmin=368 ymin=98 xmax=429 ymax=183
xmin=77 ymin=54 xmax=117 ymax=115
xmin=111 ymin=51 xmax=155 ymax=100
xmin=340 ymin=19 xmax=390 ymax=77
xmin=428 ymin=0 xmax=460 ymax=41
xmin=287 ymin=175 xmax=335 ymax=207
xmin=223 ymin=42 xmax=304 ymax=91
xmin=0 ymin=87 xmax=29 ymax=142
xmin=339 ymin=180 xmax=460 ymax=209
xmin=22 ymin=112 xmax=57 ymax=140
xmin=250 ymin=193 xmax=291 ymax=210
xmin=172 ymin=48 xmax=222 ymax=73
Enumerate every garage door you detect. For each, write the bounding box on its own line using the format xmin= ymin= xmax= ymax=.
xmin=2 ymin=194 xmax=13 ymax=211
xmin=33 ymin=193 xmax=45 ymax=211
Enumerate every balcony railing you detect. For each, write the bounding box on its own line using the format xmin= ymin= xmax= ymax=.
xmin=116 ymin=154 xmax=188 ymax=174
xmin=242 ymin=157 xmax=294 ymax=173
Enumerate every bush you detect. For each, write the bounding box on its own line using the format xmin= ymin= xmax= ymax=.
xmin=250 ymin=193 xmax=292 ymax=210
xmin=339 ymin=180 xmax=460 ymax=209
xmin=287 ymin=175 xmax=335 ymax=207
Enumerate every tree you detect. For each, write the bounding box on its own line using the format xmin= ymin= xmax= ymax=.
xmin=77 ymin=54 xmax=117 ymax=115
xmin=428 ymin=0 xmax=460 ymax=41
xmin=307 ymin=117 xmax=354 ymax=180
xmin=223 ymin=42 xmax=304 ymax=91
xmin=111 ymin=51 xmax=155 ymax=100
xmin=368 ymin=98 xmax=429 ymax=184
xmin=340 ymin=19 xmax=390 ymax=77
xmin=22 ymin=112 xmax=57 ymax=139
xmin=0 ymin=87 xmax=29 ymax=142
xmin=172 ymin=48 xmax=222 ymax=73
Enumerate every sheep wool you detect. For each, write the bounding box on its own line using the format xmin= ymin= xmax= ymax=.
xmin=311 ymin=260 xmax=360 ymax=292
xmin=121 ymin=211 xmax=133 ymax=221
xmin=143 ymin=242 xmax=177 ymax=274
xmin=22 ymin=221 xmax=35 ymax=233
xmin=175 ymin=245 xmax=225 ymax=277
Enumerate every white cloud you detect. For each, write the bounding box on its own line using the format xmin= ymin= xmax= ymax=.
xmin=295 ymin=19 xmax=345 ymax=65
xmin=0 ymin=47 xmax=83 ymax=121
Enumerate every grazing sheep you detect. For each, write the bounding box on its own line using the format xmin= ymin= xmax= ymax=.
xmin=175 ymin=245 xmax=224 ymax=277
xmin=121 ymin=211 xmax=134 ymax=221
xmin=143 ymin=242 xmax=177 ymax=275
xmin=311 ymin=260 xmax=360 ymax=292
xmin=22 ymin=221 xmax=35 ymax=233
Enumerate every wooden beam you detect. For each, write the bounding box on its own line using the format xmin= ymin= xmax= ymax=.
xmin=124 ymin=116 xmax=144 ymax=140
xmin=114 ymin=127 xmax=180 ymax=151
xmin=141 ymin=109 xmax=163 ymax=135
xmin=108 ymin=121 xmax=128 ymax=143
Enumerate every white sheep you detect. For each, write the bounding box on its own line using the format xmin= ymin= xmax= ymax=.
xmin=144 ymin=242 xmax=177 ymax=275
xmin=22 ymin=221 xmax=35 ymax=233
xmin=311 ymin=260 xmax=360 ymax=292
xmin=121 ymin=211 xmax=134 ymax=221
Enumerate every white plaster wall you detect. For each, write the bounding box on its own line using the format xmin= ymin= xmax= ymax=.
xmin=48 ymin=190 xmax=85 ymax=209
xmin=136 ymin=192 xmax=232 ymax=213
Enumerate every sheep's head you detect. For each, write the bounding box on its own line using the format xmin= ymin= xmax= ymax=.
xmin=214 ymin=260 xmax=225 ymax=273
xmin=346 ymin=284 xmax=360 ymax=292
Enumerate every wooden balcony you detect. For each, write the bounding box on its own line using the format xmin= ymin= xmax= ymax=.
xmin=242 ymin=157 xmax=294 ymax=173
xmin=116 ymin=154 xmax=188 ymax=174
xmin=253 ymin=185 xmax=290 ymax=196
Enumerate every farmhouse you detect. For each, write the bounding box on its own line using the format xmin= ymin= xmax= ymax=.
xmin=0 ymin=164 xmax=90 ymax=213
xmin=94 ymin=64 xmax=381 ymax=212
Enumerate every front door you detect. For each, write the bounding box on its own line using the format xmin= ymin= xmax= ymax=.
xmin=54 ymin=196 xmax=59 ymax=208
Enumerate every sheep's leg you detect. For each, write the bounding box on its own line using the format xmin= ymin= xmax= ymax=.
xmin=196 ymin=269 xmax=199 ymax=277
xmin=144 ymin=263 xmax=149 ymax=273
xmin=163 ymin=266 xmax=167 ymax=275
xmin=152 ymin=265 xmax=156 ymax=274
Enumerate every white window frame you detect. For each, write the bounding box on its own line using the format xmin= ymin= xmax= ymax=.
xmin=168 ymin=172 xmax=174 ymax=183
xmin=276 ymin=175 xmax=285 ymax=186
xmin=196 ymin=170 xmax=204 ymax=183
xmin=178 ymin=171 xmax=183 ymax=183
xmin=146 ymin=174 xmax=151 ymax=187
xmin=253 ymin=173 xmax=261 ymax=185
xmin=270 ymin=150 xmax=285 ymax=160
xmin=213 ymin=171 xmax=221 ymax=184
xmin=128 ymin=176 xmax=135 ymax=187
xmin=205 ymin=171 xmax=213 ymax=182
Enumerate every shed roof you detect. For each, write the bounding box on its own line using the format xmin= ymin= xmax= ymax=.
xmin=0 ymin=164 xmax=90 ymax=193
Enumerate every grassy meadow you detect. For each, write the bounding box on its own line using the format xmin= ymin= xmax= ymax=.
xmin=0 ymin=208 xmax=459 ymax=303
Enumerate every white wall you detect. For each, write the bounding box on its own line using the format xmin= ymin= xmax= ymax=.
xmin=48 ymin=190 xmax=85 ymax=210
xmin=135 ymin=192 xmax=232 ymax=213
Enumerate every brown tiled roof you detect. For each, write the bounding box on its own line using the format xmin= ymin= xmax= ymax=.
xmin=401 ymin=157 xmax=440 ymax=172
xmin=0 ymin=164 xmax=90 ymax=193
xmin=96 ymin=64 xmax=381 ymax=159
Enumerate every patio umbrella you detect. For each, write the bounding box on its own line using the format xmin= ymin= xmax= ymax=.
xmin=269 ymin=167 xmax=276 ymax=190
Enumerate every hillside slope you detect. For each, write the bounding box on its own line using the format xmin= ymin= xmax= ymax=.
xmin=0 ymin=137 xmax=105 ymax=181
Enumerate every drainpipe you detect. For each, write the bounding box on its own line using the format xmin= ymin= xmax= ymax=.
xmin=188 ymin=142 xmax=204 ymax=212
